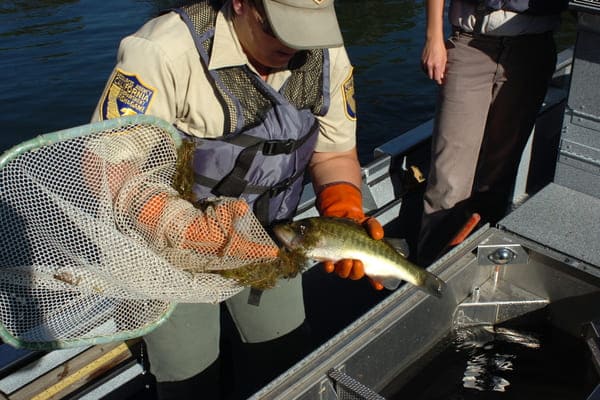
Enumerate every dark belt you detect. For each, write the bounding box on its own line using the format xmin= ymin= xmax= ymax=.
xmin=452 ymin=26 xmax=553 ymax=41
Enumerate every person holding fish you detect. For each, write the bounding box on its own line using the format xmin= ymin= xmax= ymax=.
xmin=91 ymin=0 xmax=384 ymax=398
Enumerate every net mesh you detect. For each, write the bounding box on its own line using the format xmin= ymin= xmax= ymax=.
xmin=0 ymin=116 xmax=278 ymax=349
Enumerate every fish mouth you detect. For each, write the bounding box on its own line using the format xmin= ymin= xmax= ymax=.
xmin=272 ymin=224 xmax=296 ymax=249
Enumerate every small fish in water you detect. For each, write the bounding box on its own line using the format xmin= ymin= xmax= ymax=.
xmin=273 ymin=217 xmax=446 ymax=298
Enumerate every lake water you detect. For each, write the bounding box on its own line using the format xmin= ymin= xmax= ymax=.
xmin=385 ymin=323 xmax=597 ymax=400
xmin=0 ymin=1 xmax=577 ymax=164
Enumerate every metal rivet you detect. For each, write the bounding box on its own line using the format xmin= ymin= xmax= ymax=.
xmin=487 ymin=247 xmax=516 ymax=265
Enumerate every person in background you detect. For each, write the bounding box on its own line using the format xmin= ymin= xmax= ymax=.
xmin=417 ymin=0 xmax=568 ymax=266
xmin=92 ymin=0 xmax=384 ymax=398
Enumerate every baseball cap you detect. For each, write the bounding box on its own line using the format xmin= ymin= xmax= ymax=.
xmin=262 ymin=0 xmax=344 ymax=49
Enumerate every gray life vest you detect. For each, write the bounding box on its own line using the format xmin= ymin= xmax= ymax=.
xmin=174 ymin=1 xmax=330 ymax=225
xmin=466 ymin=0 xmax=567 ymax=15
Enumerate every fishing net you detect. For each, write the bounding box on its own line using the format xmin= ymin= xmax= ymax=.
xmin=0 ymin=115 xmax=278 ymax=350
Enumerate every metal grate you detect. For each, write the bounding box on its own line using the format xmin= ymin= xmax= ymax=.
xmin=327 ymin=369 xmax=386 ymax=400
xmin=569 ymin=0 xmax=600 ymax=13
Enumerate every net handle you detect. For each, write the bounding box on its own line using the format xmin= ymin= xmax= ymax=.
xmin=0 ymin=115 xmax=182 ymax=169
xmin=0 ymin=304 xmax=177 ymax=350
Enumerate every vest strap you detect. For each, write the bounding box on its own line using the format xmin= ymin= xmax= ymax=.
xmin=254 ymin=170 xmax=306 ymax=224
xmin=211 ymin=142 xmax=260 ymax=197
xmin=208 ymin=125 xmax=317 ymax=198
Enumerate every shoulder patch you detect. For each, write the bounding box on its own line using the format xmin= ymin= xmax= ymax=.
xmin=342 ymin=69 xmax=357 ymax=121
xmin=100 ymin=68 xmax=157 ymax=120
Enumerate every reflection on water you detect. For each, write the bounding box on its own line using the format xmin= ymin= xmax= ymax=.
xmin=387 ymin=322 xmax=596 ymax=400
xmin=338 ymin=0 xmax=437 ymax=161
xmin=0 ymin=1 xmax=145 ymax=152
xmin=0 ymin=1 xmax=577 ymax=163
xmin=455 ymin=326 xmax=540 ymax=393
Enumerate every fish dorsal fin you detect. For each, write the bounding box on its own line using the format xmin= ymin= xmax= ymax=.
xmin=383 ymin=237 xmax=410 ymax=258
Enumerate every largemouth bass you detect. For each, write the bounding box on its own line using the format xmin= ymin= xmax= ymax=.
xmin=273 ymin=217 xmax=446 ymax=298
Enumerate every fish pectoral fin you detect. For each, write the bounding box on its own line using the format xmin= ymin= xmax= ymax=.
xmin=378 ymin=277 xmax=403 ymax=290
xmin=383 ymin=238 xmax=410 ymax=257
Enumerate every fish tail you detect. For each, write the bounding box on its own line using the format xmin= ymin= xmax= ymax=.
xmin=420 ymin=271 xmax=446 ymax=298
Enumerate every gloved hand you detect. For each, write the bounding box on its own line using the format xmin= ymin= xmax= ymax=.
xmin=115 ymin=179 xmax=278 ymax=261
xmin=316 ymin=182 xmax=384 ymax=290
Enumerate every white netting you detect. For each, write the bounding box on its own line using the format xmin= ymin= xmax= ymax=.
xmin=0 ymin=116 xmax=279 ymax=349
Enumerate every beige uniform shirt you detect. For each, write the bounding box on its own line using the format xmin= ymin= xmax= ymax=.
xmin=92 ymin=5 xmax=357 ymax=153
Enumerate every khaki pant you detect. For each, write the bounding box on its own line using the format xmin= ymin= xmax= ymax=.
xmin=144 ymin=275 xmax=305 ymax=382
xmin=418 ymin=29 xmax=557 ymax=263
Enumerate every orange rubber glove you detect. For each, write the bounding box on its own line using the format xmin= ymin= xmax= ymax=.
xmin=118 ymin=183 xmax=278 ymax=261
xmin=316 ymin=182 xmax=384 ymax=290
